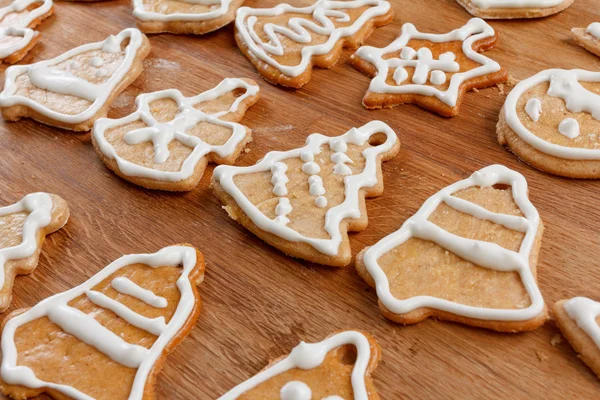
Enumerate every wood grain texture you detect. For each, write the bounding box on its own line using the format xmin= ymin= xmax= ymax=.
xmin=0 ymin=0 xmax=599 ymax=398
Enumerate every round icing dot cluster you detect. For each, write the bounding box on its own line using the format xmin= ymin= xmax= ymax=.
xmin=271 ymin=162 xmax=292 ymax=225
xmin=301 ymin=150 xmax=328 ymax=208
xmin=330 ymin=139 xmax=353 ymax=176
xmin=279 ymin=380 xmax=345 ymax=400
xmin=392 ymin=47 xmax=459 ymax=87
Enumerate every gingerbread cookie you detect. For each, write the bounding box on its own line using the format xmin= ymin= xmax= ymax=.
xmin=498 ymin=69 xmax=600 ymax=178
xmin=0 ymin=244 xmax=204 ymax=400
xmin=219 ymin=331 xmax=381 ymax=399
xmin=212 ymin=121 xmax=399 ymax=267
xmin=571 ymin=23 xmax=600 ymax=58
xmin=0 ymin=28 xmax=150 ymax=132
xmin=456 ymin=0 xmax=574 ymax=19
xmin=0 ymin=193 xmax=68 ymax=312
xmin=92 ymin=78 xmax=260 ymax=191
xmin=350 ymin=18 xmax=507 ymax=117
xmin=356 ymin=165 xmax=548 ymax=332
xmin=133 ymin=0 xmax=245 ymax=35
xmin=0 ymin=0 xmax=53 ymax=64
xmin=554 ymin=297 xmax=600 ymax=379
xmin=234 ymin=0 xmax=393 ymax=89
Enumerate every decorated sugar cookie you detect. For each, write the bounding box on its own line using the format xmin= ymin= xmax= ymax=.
xmin=498 ymin=69 xmax=600 ymax=178
xmin=133 ymin=0 xmax=245 ymax=35
xmin=0 ymin=244 xmax=205 ymax=400
xmin=554 ymin=297 xmax=600 ymax=378
xmin=456 ymin=0 xmax=574 ymax=19
xmin=350 ymin=18 xmax=507 ymax=117
xmin=235 ymin=0 xmax=393 ymax=89
xmin=356 ymin=165 xmax=548 ymax=332
xmin=0 ymin=28 xmax=150 ymax=132
xmin=0 ymin=0 xmax=53 ymax=64
xmin=92 ymin=78 xmax=260 ymax=191
xmin=0 ymin=193 xmax=68 ymax=312
xmin=219 ymin=331 xmax=381 ymax=400
xmin=571 ymin=23 xmax=600 ymax=58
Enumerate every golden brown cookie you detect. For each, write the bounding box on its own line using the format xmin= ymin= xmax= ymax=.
xmin=356 ymin=165 xmax=548 ymax=332
xmin=92 ymin=78 xmax=260 ymax=191
xmin=0 ymin=244 xmax=205 ymax=400
xmin=0 ymin=192 xmax=68 ymax=312
xmin=212 ymin=121 xmax=400 ymax=267
xmin=219 ymin=331 xmax=381 ymax=400
xmin=234 ymin=0 xmax=393 ymax=89
xmin=0 ymin=28 xmax=151 ymax=132
xmin=456 ymin=0 xmax=574 ymax=19
xmin=350 ymin=17 xmax=507 ymax=117
xmin=571 ymin=23 xmax=600 ymax=58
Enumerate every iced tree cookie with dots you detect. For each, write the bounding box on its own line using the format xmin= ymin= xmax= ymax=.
xmin=571 ymin=23 xmax=600 ymax=59
xmin=212 ymin=121 xmax=400 ymax=267
xmin=0 ymin=28 xmax=151 ymax=132
xmin=455 ymin=0 xmax=574 ymax=19
xmin=0 ymin=0 xmax=53 ymax=64
xmin=350 ymin=18 xmax=507 ymax=117
xmin=219 ymin=331 xmax=381 ymax=400
xmin=92 ymin=78 xmax=260 ymax=191
xmin=356 ymin=165 xmax=548 ymax=332
xmin=0 ymin=193 xmax=68 ymax=312
xmin=0 ymin=244 xmax=205 ymax=400
xmin=133 ymin=0 xmax=245 ymax=35
xmin=234 ymin=0 xmax=393 ymax=89
xmin=554 ymin=297 xmax=600 ymax=379
xmin=498 ymin=69 xmax=600 ymax=178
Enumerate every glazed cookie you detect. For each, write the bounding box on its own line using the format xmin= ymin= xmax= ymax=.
xmin=0 ymin=193 xmax=68 ymax=312
xmin=571 ymin=23 xmax=600 ymax=58
xmin=456 ymin=0 xmax=574 ymax=19
xmin=212 ymin=121 xmax=400 ymax=267
xmin=0 ymin=28 xmax=150 ymax=132
xmin=356 ymin=165 xmax=548 ymax=332
xmin=0 ymin=244 xmax=205 ymax=400
xmin=219 ymin=331 xmax=381 ymax=399
xmin=350 ymin=18 xmax=507 ymax=117
xmin=92 ymin=78 xmax=260 ymax=191
xmin=133 ymin=0 xmax=245 ymax=35
xmin=498 ymin=69 xmax=600 ymax=178
xmin=554 ymin=298 xmax=600 ymax=378
xmin=235 ymin=0 xmax=393 ymax=89
xmin=0 ymin=0 xmax=53 ymax=64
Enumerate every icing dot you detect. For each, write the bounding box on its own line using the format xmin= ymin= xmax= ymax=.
xmin=333 ymin=163 xmax=352 ymax=176
xmin=439 ymin=51 xmax=456 ymax=63
xmin=275 ymin=215 xmax=290 ymax=225
xmin=95 ymin=68 xmax=109 ymax=78
xmin=322 ymin=397 xmax=344 ymax=400
xmin=330 ymin=152 xmax=353 ymax=164
xmin=280 ymin=381 xmax=311 ymax=400
xmin=558 ymin=118 xmax=580 ymax=139
xmin=273 ymin=184 xmax=287 ymax=197
xmin=69 ymin=60 xmax=82 ymax=69
xmin=400 ymin=46 xmax=416 ymax=60
xmin=271 ymin=162 xmax=288 ymax=173
xmin=302 ymin=162 xmax=320 ymax=175
xmin=308 ymin=175 xmax=326 ymax=196
xmin=430 ymin=70 xmax=447 ymax=86
xmin=329 ymin=139 xmax=348 ymax=153
xmin=315 ymin=196 xmax=327 ymax=208
xmin=525 ymin=98 xmax=542 ymax=123
xmin=89 ymin=57 xmax=104 ymax=67
xmin=393 ymin=67 xmax=408 ymax=85
xmin=275 ymin=198 xmax=293 ymax=216
xmin=300 ymin=151 xmax=314 ymax=162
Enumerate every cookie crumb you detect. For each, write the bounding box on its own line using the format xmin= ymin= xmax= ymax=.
xmin=472 ymin=87 xmax=479 ymax=93
xmin=536 ymin=350 xmax=548 ymax=362
xmin=244 ymin=148 xmax=251 ymax=153
xmin=550 ymin=334 xmax=563 ymax=347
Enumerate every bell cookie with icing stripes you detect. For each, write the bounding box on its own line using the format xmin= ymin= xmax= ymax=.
xmin=571 ymin=23 xmax=600 ymax=59
xmin=0 ymin=244 xmax=204 ymax=400
xmin=0 ymin=0 xmax=53 ymax=64
xmin=356 ymin=165 xmax=548 ymax=332
xmin=0 ymin=193 xmax=68 ymax=312
xmin=350 ymin=18 xmax=507 ymax=117
xmin=455 ymin=0 xmax=573 ymax=19
xmin=0 ymin=28 xmax=150 ymax=132
xmin=212 ymin=121 xmax=400 ymax=267
xmin=234 ymin=0 xmax=393 ymax=89
xmin=133 ymin=0 xmax=245 ymax=35
xmin=554 ymin=297 xmax=600 ymax=379
xmin=219 ymin=331 xmax=381 ymax=400
xmin=92 ymin=78 xmax=260 ymax=191
xmin=498 ymin=69 xmax=600 ymax=178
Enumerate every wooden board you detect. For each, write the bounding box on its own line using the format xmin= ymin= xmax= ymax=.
xmin=0 ymin=0 xmax=599 ymax=398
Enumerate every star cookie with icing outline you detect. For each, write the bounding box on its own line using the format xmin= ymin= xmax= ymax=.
xmin=571 ymin=23 xmax=600 ymax=59
xmin=92 ymin=78 xmax=260 ymax=191
xmin=350 ymin=17 xmax=508 ymax=117
xmin=356 ymin=165 xmax=548 ymax=332
xmin=212 ymin=121 xmax=400 ymax=267
xmin=456 ymin=0 xmax=574 ymax=19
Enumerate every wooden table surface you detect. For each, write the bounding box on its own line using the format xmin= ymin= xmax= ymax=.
xmin=1 ymin=0 xmax=599 ymax=398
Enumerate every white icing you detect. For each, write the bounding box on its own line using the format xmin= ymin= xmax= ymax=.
xmin=470 ymin=0 xmax=564 ymax=8
xmin=558 ymin=118 xmax=580 ymax=139
xmin=280 ymin=381 xmax=311 ymax=400
xmin=362 ymin=165 xmax=545 ymax=322
xmin=315 ymin=196 xmax=328 ymax=208
xmin=219 ymin=331 xmax=372 ymax=400
xmin=587 ymin=22 xmax=600 ymax=40
xmin=322 ymin=397 xmax=344 ymax=400
xmin=95 ymin=68 xmax=109 ymax=78
xmin=93 ymin=78 xmax=259 ymax=182
xmin=0 ymin=0 xmax=53 ymax=59
xmin=213 ymin=121 xmax=397 ymax=257
xmin=0 ymin=193 xmax=54 ymax=290
xmin=354 ymin=18 xmax=501 ymax=107
xmin=235 ymin=0 xmax=392 ymax=77
xmin=564 ymin=297 xmax=600 ymax=349
xmin=69 ymin=60 xmax=81 ymax=70
xmin=275 ymin=198 xmax=292 ymax=225
xmin=272 ymin=162 xmax=289 ymax=196
xmin=504 ymin=69 xmax=600 ymax=160
xmin=133 ymin=0 xmax=231 ymax=22
xmin=400 ymin=46 xmax=415 ymax=60
xmin=1 ymin=245 xmax=198 ymax=400
xmin=308 ymin=175 xmax=326 ymax=196
xmin=89 ymin=56 xmax=104 ymax=67
xmin=111 ymin=276 xmax=168 ymax=308
xmin=302 ymin=161 xmax=321 ymax=175
xmin=525 ymin=98 xmax=542 ymax=122
xmin=0 ymin=28 xmax=145 ymax=125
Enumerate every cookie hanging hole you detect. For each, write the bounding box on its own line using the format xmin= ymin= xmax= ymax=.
xmin=232 ymin=88 xmax=246 ymax=98
xmin=340 ymin=344 xmax=358 ymax=366
xmin=368 ymin=132 xmax=387 ymax=147
xmin=492 ymin=183 xmax=511 ymax=191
